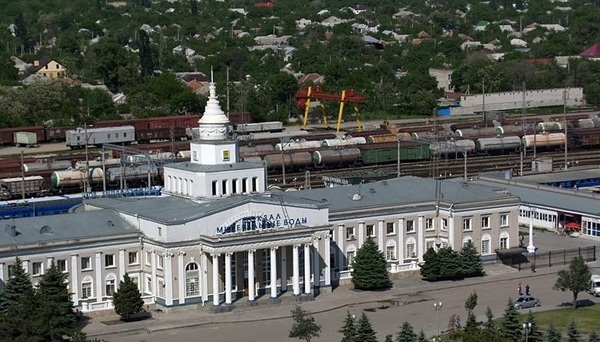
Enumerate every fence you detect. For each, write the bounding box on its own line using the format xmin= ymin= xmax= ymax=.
xmin=497 ymin=246 xmax=596 ymax=271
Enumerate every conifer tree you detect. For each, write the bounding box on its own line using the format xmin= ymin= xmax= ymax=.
xmin=525 ymin=310 xmax=544 ymax=342
xmin=460 ymin=240 xmax=484 ymax=277
xmin=420 ymin=247 xmax=439 ymax=281
xmin=589 ymin=331 xmax=600 ymax=342
xmin=547 ymin=323 xmax=563 ymax=342
xmin=396 ymin=321 xmax=418 ymax=342
xmin=417 ymin=330 xmax=427 ymax=342
xmin=385 ymin=335 xmax=393 ymax=342
xmin=289 ymin=306 xmax=321 ymax=342
xmin=566 ymin=319 xmax=581 ymax=342
xmin=351 ymin=237 xmax=390 ymax=290
xmin=483 ymin=306 xmax=495 ymax=332
xmin=339 ymin=311 xmax=357 ymax=342
xmin=464 ymin=291 xmax=478 ymax=332
xmin=500 ymin=297 xmax=522 ymax=342
xmin=437 ymin=247 xmax=463 ymax=280
xmin=0 ymin=257 xmax=40 ymax=341
xmin=113 ymin=273 xmax=144 ymax=321
xmin=37 ymin=261 xmax=78 ymax=340
xmin=355 ymin=312 xmax=377 ymax=342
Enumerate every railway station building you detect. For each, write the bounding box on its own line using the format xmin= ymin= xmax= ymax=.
xmin=0 ymin=81 xmax=526 ymax=313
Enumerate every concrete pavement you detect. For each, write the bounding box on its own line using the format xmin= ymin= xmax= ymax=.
xmin=84 ymin=256 xmax=600 ymax=340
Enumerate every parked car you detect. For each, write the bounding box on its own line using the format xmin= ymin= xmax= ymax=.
xmin=513 ymin=296 xmax=541 ymax=309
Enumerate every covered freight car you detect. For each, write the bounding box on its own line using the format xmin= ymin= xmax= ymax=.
xmin=360 ymin=141 xmax=430 ymax=164
xmin=66 ymin=126 xmax=135 ymax=149
xmin=0 ymin=176 xmax=45 ymax=200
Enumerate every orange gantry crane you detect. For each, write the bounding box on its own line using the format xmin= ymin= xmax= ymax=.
xmin=294 ymin=86 xmax=366 ymax=132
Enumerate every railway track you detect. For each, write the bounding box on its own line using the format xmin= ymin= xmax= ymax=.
xmin=269 ymin=149 xmax=600 ymax=190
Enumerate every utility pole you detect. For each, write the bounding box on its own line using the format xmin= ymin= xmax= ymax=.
xmin=21 ymin=150 xmax=25 ymax=200
xmin=397 ymin=138 xmax=401 ymax=177
xmin=522 ymin=82 xmax=527 ymax=158
xmin=84 ymin=123 xmax=90 ymax=195
xmin=482 ymin=79 xmax=486 ymax=128
xmin=564 ymin=88 xmax=568 ymax=170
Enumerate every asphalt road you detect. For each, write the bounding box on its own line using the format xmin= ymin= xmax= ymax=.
xmin=105 ymin=268 xmax=600 ymax=342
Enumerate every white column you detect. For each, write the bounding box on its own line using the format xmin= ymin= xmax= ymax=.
xmin=212 ymin=254 xmax=220 ymax=306
xmin=417 ymin=216 xmax=424 ymax=261
xmin=270 ymin=247 xmax=277 ymax=298
xmin=118 ymin=250 xmax=125 ymax=281
xmin=528 ymin=207 xmax=536 ymax=253
xmin=178 ymin=251 xmax=185 ymax=305
xmin=280 ymin=246 xmax=287 ymax=292
xmin=47 ymin=257 xmax=53 ymax=269
xmin=304 ymin=243 xmax=311 ymax=294
xmin=248 ymin=250 xmax=255 ymax=301
xmin=292 ymin=245 xmax=300 ymax=295
xmin=337 ymin=224 xmax=345 ymax=270
xmin=313 ymin=238 xmax=320 ymax=289
xmin=201 ymin=252 xmax=208 ymax=304
xmin=151 ymin=251 xmax=157 ymax=300
xmin=71 ymin=254 xmax=79 ymax=306
xmin=95 ymin=252 xmax=102 ymax=299
xmin=448 ymin=217 xmax=455 ymax=248
xmin=0 ymin=263 xmax=4 ymax=286
xmin=358 ymin=222 xmax=365 ymax=246
xmin=378 ymin=220 xmax=384 ymax=251
xmin=398 ymin=218 xmax=405 ymax=262
xmin=225 ymin=252 xmax=232 ymax=304
xmin=164 ymin=253 xmax=173 ymax=306
xmin=324 ymin=234 xmax=331 ymax=287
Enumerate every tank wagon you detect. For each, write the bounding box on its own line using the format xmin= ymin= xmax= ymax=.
xmin=521 ymin=133 xmax=566 ymax=149
xmin=51 ymin=164 xmax=159 ymax=189
xmin=263 ymin=152 xmax=312 ymax=170
xmin=275 ymin=139 xmax=322 ymax=151
xmin=321 ymin=137 xmax=366 ymax=148
xmin=23 ymin=160 xmax=73 ymax=173
xmin=312 ymin=148 xmax=361 ymax=167
xmin=475 ymin=136 xmax=522 ymax=153
xmin=430 ymin=140 xmax=476 ymax=155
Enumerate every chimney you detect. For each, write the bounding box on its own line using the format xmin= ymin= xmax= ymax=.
xmin=34 ymin=60 xmax=40 ymax=67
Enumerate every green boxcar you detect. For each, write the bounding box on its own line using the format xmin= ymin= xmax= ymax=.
xmin=360 ymin=143 xmax=430 ymax=165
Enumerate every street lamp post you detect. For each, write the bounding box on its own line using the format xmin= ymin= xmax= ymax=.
xmin=528 ymin=206 xmax=536 ymax=254
xmin=523 ymin=322 xmax=532 ymax=342
xmin=434 ymin=301 xmax=443 ymax=339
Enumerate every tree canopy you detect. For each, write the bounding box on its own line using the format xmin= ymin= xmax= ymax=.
xmin=553 ymin=256 xmax=592 ymax=309
xmin=351 ymin=236 xmax=390 ymax=290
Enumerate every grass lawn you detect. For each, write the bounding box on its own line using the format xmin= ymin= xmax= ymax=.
xmin=517 ymin=301 xmax=600 ymax=334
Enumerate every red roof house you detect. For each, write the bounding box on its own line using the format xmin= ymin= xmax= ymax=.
xmin=581 ymin=42 xmax=600 ymax=58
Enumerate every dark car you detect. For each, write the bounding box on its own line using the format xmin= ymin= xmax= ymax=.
xmin=513 ymin=296 xmax=541 ymax=309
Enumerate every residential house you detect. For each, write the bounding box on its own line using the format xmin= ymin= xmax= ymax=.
xmin=31 ymin=57 xmax=66 ymax=80
xmin=510 ymin=38 xmax=527 ymax=47
xmin=298 ymin=73 xmax=325 ymax=84
xmin=317 ymin=9 xmax=330 ymax=16
xmin=173 ymin=45 xmax=196 ymax=58
xmin=461 ymin=41 xmax=481 ymax=50
xmin=321 ymin=16 xmax=347 ymax=28
xmin=393 ymin=9 xmax=418 ymax=19
xmin=499 ymin=24 xmax=514 ymax=33
xmin=429 ymin=68 xmax=453 ymax=93
xmin=474 ymin=21 xmax=489 ymax=31
xmin=254 ymin=35 xmax=291 ymax=45
xmin=580 ymin=42 xmax=600 ymax=61
xmin=296 ymin=18 xmax=312 ymax=29
xmin=10 ymin=56 xmax=32 ymax=76
xmin=229 ymin=8 xmax=247 ymax=15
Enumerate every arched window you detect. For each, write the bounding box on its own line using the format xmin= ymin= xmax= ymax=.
xmin=81 ymin=275 xmax=93 ymax=299
xmin=105 ymin=273 xmax=116 ymax=296
xmin=481 ymin=234 xmax=492 ymax=255
xmin=386 ymin=240 xmax=397 ymax=261
xmin=405 ymin=237 xmax=417 ymax=259
xmin=462 ymin=235 xmax=473 ymax=248
xmin=346 ymin=245 xmax=357 ymax=268
xmin=185 ymin=262 xmax=199 ymax=297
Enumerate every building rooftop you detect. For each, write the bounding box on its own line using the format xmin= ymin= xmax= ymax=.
xmin=164 ymin=160 xmax=264 ymax=173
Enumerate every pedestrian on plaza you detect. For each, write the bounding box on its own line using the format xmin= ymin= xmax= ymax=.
xmin=525 ymin=284 xmax=530 ymax=296
xmin=517 ymin=282 xmax=523 ymax=296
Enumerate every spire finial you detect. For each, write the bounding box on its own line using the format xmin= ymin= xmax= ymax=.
xmin=211 ymin=66 xmax=214 ymax=84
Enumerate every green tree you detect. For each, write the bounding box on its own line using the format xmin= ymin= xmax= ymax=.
xmin=420 ymin=247 xmax=439 ymax=281
xmin=417 ymin=330 xmax=427 ymax=342
xmin=0 ymin=257 xmax=41 ymax=342
xmin=385 ymin=335 xmax=394 ymax=342
xmin=113 ymin=273 xmax=144 ymax=321
xmin=339 ymin=311 xmax=357 ymax=342
xmin=14 ymin=13 xmax=28 ymax=48
xmin=355 ymin=312 xmax=377 ymax=342
xmin=396 ymin=321 xmax=418 ymax=342
xmin=36 ymin=261 xmax=78 ymax=340
xmin=138 ymin=29 xmax=155 ymax=77
xmin=82 ymin=88 xmax=118 ymax=122
xmin=500 ymin=297 xmax=522 ymax=342
xmin=525 ymin=311 xmax=544 ymax=342
xmin=0 ymin=55 xmax=18 ymax=86
xmin=437 ymin=247 xmax=463 ymax=280
xmin=289 ymin=306 xmax=321 ymax=342
xmin=589 ymin=331 xmax=600 ymax=342
xmin=553 ymin=256 xmax=592 ymax=309
xmin=351 ymin=236 xmax=390 ymax=290
xmin=567 ymin=319 xmax=581 ymax=342
xmin=483 ymin=306 xmax=495 ymax=332
xmin=547 ymin=323 xmax=563 ymax=342
xmin=461 ymin=241 xmax=484 ymax=278
xmin=464 ymin=291 xmax=478 ymax=332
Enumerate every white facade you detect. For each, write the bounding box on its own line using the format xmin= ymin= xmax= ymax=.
xmin=429 ymin=68 xmax=453 ymax=92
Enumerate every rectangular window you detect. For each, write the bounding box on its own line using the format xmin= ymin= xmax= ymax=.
xmin=406 ymin=220 xmax=415 ymax=232
xmin=425 ymin=218 xmax=434 ymax=230
xmin=346 ymin=227 xmax=355 ymax=240
xmin=262 ymin=250 xmax=270 ymax=286
xmin=32 ymin=262 xmax=43 ymax=276
xmin=158 ymin=279 xmax=165 ymax=298
xmin=128 ymin=251 xmax=139 ymax=265
xmin=366 ymin=224 xmax=375 ymax=237
xmin=105 ymin=254 xmax=115 ymax=268
xmin=81 ymin=282 xmax=92 ymax=299
xmin=386 ymin=246 xmax=396 ymax=261
xmin=192 ymin=150 xmax=198 ymax=161
xmin=406 ymin=243 xmax=416 ymax=258
xmin=426 ymin=240 xmax=434 ymax=251
xmin=242 ymin=178 xmax=248 ymax=193
xmin=463 ymin=218 xmax=472 ymax=231
xmin=106 ymin=278 xmax=115 ymax=296
xmin=145 ymin=251 xmax=152 ymax=266
xmin=482 ymin=239 xmax=490 ymax=254
xmin=232 ymin=179 xmax=238 ymax=193
xmin=212 ymin=180 xmax=217 ymax=196
xmin=81 ymin=257 xmax=91 ymax=270
xmin=252 ymin=177 xmax=258 ymax=192
xmin=57 ymin=259 xmax=67 ymax=272
xmin=158 ymin=255 xmax=164 ymax=269
xmin=221 ymin=180 xmax=227 ymax=195
xmin=500 ymin=214 xmax=509 ymax=227
xmin=158 ymin=227 xmax=162 ymax=236
xmin=146 ymin=275 xmax=152 ymax=293
xmin=186 ymin=276 xmax=199 ymax=296
xmin=386 ymin=222 xmax=395 ymax=235
xmin=107 ymin=133 xmax=111 ymax=139
xmin=441 ymin=218 xmax=448 ymax=231
xmin=481 ymin=216 xmax=490 ymax=228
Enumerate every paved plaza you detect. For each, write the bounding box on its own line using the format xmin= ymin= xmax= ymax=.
xmin=84 ymin=230 xmax=600 ymax=341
